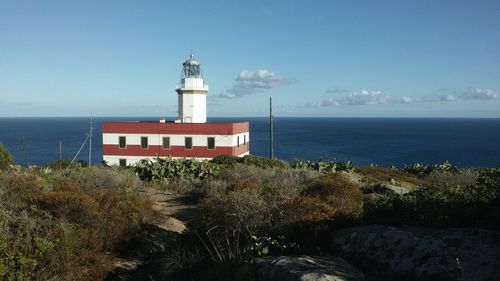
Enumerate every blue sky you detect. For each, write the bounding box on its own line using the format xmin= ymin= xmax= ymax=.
xmin=1 ymin=0 xmax=499 ymax=117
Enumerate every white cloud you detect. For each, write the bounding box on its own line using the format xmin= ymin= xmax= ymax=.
xmin=400 ymin=96 xmax=413 ymax=103
xmin=308 ymin=87 xmax=500 ymax=108
xmin=462 ymin=88 xmax=499 ymax=100
xmin=439 ymin=94 xmax=456 ymax=102
xmin=219 ymin=69 xmax=292 ymax=98
xmin=310 ymin=89 xmax=405 ymax=107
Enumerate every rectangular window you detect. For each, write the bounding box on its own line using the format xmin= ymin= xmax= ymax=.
xmin=162 ymin=137 xmax=170 ymax=150
xmin=119 ymin=159 xmax=126 ymax=167
xmin=141 ymin=136 xmax=148 ymax=149
xmin=185 ymin=137 xmax=193 ymax=150
xmin=207 ymin=137 xmax=215 ymax=150
xmin=237 ymin=136 xmax=240 ymax=147
xmin=244 ymin=135 xmax=246 ymax=145
xmin=119 ymin=136 xmax=126 ymax=149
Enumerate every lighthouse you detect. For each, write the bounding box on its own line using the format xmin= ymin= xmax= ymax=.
xmin=101 ymin=54 xmax=250 ymax=166
xmin=176 ymin=53 xmax=208 ymax=123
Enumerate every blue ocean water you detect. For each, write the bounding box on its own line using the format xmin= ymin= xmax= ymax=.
xmin=0 ymin=117 xmax=499 ymax=167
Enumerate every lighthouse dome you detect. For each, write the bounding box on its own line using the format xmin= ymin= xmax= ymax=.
xmin=183 ymin=55 xmax=200 ymax=66
xmin=182 ymin=53 xmax=201 ymax=78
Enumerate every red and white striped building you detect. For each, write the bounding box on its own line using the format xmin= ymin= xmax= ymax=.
xmin=102 ymin=54 xmax=250 ymax=166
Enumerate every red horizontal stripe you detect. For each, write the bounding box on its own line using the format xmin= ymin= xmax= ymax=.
xmin=103 ymin=143 xmax=249 ymax=158
xmin=102 ymin=122 xmax=249 ymax=135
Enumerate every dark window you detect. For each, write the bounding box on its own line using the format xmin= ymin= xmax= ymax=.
xmin=185 ymin=137 xmax=193 ymax=150
xmin=244 ymin=135 xmax=246 ymax=145
xmin=207 ymin=137 xmax=215 ymax=150
xmin=119 ymin=159 xmax=126 ymax=167
xmin=141 ymin=136 xmax=148 ymax=149
xmin=237 ymin=136 xmax=240 ymax=147
xmin=119 ymin=136 xmax=126 ymax=148
xmin=162 ymin=137 xmax=170 ymax=150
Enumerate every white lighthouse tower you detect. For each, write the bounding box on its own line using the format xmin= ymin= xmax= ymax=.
xmin=175 ymin=53 xmax=208 ymax=123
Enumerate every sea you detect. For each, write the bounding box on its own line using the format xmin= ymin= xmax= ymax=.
xmin=0 ymin=117 xmax=499 ymax=168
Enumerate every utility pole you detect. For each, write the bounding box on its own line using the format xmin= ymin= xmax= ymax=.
xmin=59 ymin=140 xmax=62 ymax=169
xmin=88 ymin=118 xmax=93 ymax=166
xmin=19 ymin=136 xmax=28 ymax=166
xmin=269 ymin=96 xmax=274 ymax=159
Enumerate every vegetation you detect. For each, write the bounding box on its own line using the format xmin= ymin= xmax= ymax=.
xmin=403 ymin=160 xmax=459 ymax=174
xmin=1 ymin=140 xmax=499 ymax=280
xmin=291 ymin=159 xmax=354 ymax=173
xmin=364 ymin=167 xmax=500 ymax=228
xmin=211 ymin=155 xmax=289 ymax=170
xmin=0 ymin=143 xmax=14 ymax=171
xmin=135 ymin=156 xmax=220 ymax=182
xmin=0 ymin=166 xmax=158 ymax=280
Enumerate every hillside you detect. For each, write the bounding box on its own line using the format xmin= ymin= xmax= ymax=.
xmin=1 ymin=145 xmax=499 ymax=280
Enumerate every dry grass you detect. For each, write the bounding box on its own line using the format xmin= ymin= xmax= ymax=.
xmin=355 ymin=166 xmax=423 ymax=189
xmin=0 ymin=167 xmax=158 ymax=280
xmin=194 ymin=167 xmax=363 ymax=263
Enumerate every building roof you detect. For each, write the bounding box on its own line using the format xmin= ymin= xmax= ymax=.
xmin=102 ymin=121 xmax=249 ymax=135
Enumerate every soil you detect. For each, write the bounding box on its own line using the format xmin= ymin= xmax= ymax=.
xmin=106 ymin=188 xmax=200 ymax=281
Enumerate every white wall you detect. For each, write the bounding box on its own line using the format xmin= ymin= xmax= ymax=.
xmin=103 ymin=151 xmax=249 ymax=166
xmin=177 ymin=77 xmax=209 ymax=123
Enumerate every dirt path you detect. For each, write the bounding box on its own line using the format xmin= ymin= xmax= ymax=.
xmin=106 ymin=188 xmax=200 ymax=281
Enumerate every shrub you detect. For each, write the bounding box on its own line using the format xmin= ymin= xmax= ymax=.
xmin=291 ymin=159 xmax=354 ymax=174
xmin=45 ymin=159 xmax=79 ymax=170
xmin=363 ymin=168 xmax=500 ymax=228
xmin=0 ymin=143 xmax=14 ymax=170
xmin=282 ymin=173 xmax=364 ymax=230
xmin=0 ymin=167 xmax=158 ymax=280
xmin=197 ymin=168 xmax=363 ymax=263
xmin=211 ymin=155 xmax=289 ymax=170
xmin=135 ymin=156 xmax=220 ymax=182
xmin=210 ymin=154 xmax=241 ymax=168
xmin=240 ymin=155 xmax=289 ymax=170
xmin=61 ymin=166 xmax=143 ymax=191
xmin=355 ymin=166 xmax=422 ymax=188
xmin=403 ymin=160 xmax=459 ymax=175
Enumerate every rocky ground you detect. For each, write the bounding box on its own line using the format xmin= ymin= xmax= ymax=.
xmin=106 ymin=188 xmax=199 ymax=280
xmin=106 ymin=188 xmax=500 ymax=281
xmin=330 ymin=225 xmax=500 ymax=281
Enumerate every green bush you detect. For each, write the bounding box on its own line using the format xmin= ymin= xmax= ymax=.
xmin=135 ymin=156 xmax=220 ymax=182
xmin=403 ymin=160 xmax=459 ymax=175
xmin=0 ymin=167 xmax=158 ymax=280
xmin=291 ymin=159 xmax=354 ymax=174
xmin=0 ymin=143 xmax=14 ymax=171
xmin=363 ymin=168 xmax=500 ymax=228
xmin=45 ymin=159 xmax=79 ymax=170
xmin=210 ymin=154 xmax=241 ymax=168
xmin=211 ymin=155 xmax=289 ymax=170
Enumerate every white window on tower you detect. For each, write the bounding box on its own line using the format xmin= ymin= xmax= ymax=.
xmin=237 ymin=136 xmax=240 ymax=148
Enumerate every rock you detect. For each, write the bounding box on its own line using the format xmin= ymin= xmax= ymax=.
xmin=255 ymin=255 xmax=365 ymax=281
xmin=365 ymin=183 xmax=410 ymax=196
xmin=330 ymin=225 xmax=500 ymax=281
